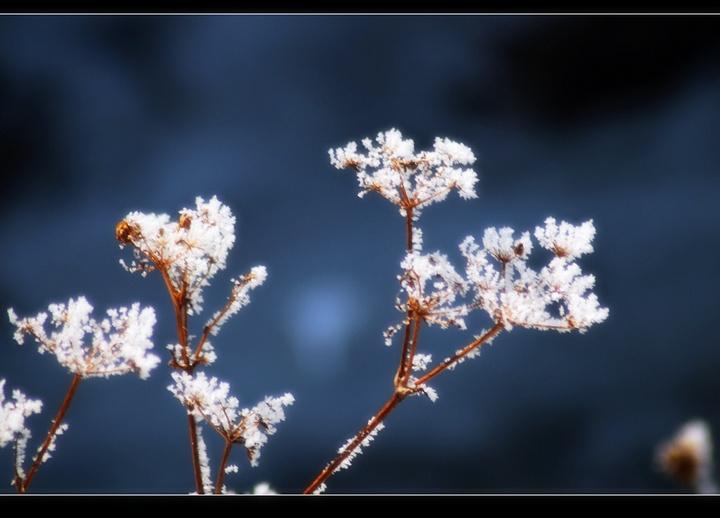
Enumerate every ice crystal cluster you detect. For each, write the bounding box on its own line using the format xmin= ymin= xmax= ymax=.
xmin=658 ymin=420 xmax=717 ymax=494
xmin=329 ymin=128 xmax=478 ymax=218
xmin=169 ymin=372 xmax=294 ymax=468
xmin=117 ymin=195 xmax=237 ymax=315
xmin=8 ymin=297 xmax=160 ymax=379
xmin=0 ymin=380 xmax=43 ymax=480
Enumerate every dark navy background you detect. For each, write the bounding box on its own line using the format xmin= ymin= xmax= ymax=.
xmin=1 ymin=15 xmax=719 ymax=493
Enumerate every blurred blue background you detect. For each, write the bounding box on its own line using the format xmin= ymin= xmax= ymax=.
xmin=1 ymin=15 xmax=719 ymax=493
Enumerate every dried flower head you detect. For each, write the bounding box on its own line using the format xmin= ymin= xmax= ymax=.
xmin=168 ymin=372 xmax=294 ymax=467
xmin=329 ymin=129 xmax=478 ymax=218
xmin=8 ymin=297 xmax=160 ymax=379
xmin=460 ymin=219 xmax=608 ymax=332
xmin=0 ymin=380 xmax=42 ymax=450
xmin=658 ymin=420 xmax=717 ymax=493
xmin=117 ymin=195 xmax=236 ymax=314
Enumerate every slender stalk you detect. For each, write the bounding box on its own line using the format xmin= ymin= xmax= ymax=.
xmin=187 ymin=414 xmax=205 ymax=494
xmin=18 ymin=373 xmax=82 ymax=493
xmin=157 ymin=266 xmax=205 ymax=494
xmin=214 ymin=440 xmax=233 ymax=494
xmin=415 ymin=323 xmax=504 ymax=387
xmin=303 ymin=392 xmax=403 ymax=495
xmin=303 ymin=323 xmax=504 ymax=494
xmin=401 ymin=317 xmax=422 ymax=386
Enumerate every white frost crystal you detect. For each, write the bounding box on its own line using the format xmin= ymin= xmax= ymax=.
xmin=0 ymin=380 xmax=43 ymax=479
xmin=168 ymin=372 xmax=294 ymax=467
xmin=0 ymin=380 xmax=42 ymax=449
xmin=329 ymin=129 xmax=478 ymax=218
xmin=8 ymin=297 xmax=160 ymax=379
xmin=397 ymin=251 xmax=469 ymax=330
xmin=460 ymin=219 xmax=608 ymax=333
xmin=205 ymin=266 xmax=268 ymax=336
xmin=117 ymin=195 xmax=236 ymax=315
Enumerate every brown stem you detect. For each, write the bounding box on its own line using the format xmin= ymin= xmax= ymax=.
xmin=394 ymin=316 xmax=416 ymax=387
xmin=156 ymin=264 xmax=206 ymax=494
xmin=187 ymin=414 xmax=205 ymax=494
xmin=415 ymin=323 xmax=504 ymax=387
xmin=405 ymin=209 xmax=414 ymax=251
xmin=401 ymin=317 xmax=422 ymax=386
xmin=304 ymin=323 xmax=504 ymax=494
xmin=303 ymin=392 xmax=403 ymax=495
xmin=18 ymin=373 xmax=82 ymax=493
xmin=214 ymin=440 xmax=233 ymax=494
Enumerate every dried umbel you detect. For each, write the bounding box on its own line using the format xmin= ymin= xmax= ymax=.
xmin=329 ymin=128 xmax=478 ymax=219
xmin=8 ymin=297 xmax=160 ymax=380
xmin=168 ymin=372 xmax=294 ymax=493
xmin=305 ymin=129 xmax=609 ymax=494
xmin=658 ymin=420 xmax=717 ymax=493
xmin=0 ymin=380 xmax=43 ymax=479
xmin=117 ymin=195 xmax=236 ymax=315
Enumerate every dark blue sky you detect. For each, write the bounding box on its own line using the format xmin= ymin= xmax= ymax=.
xmin=1 ymin=15 xmax=720 ymax=493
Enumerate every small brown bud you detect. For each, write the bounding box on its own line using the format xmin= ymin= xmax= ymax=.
xmin=513 ymin=242 xmax=525 ymax=257
xmin=115 ymin=219 xmax=141 ymax=245
xmin=178 ymin=213 xmax=192 ymax=229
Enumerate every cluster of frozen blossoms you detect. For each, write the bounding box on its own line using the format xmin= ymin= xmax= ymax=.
xmin=8 ymin=297 xmax=160 ymax=379
xmin=117 ymin=196 xmax=293 ymax=494
xmin=307 ymin=129 xmax=609 ymax=493
xmin=329 ymin=128 xmax=478 ymax=218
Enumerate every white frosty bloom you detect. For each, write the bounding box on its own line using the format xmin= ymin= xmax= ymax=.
xmin=397 ymin=251 xmax=469 ymax=330
xmin=0 ymin=380 xmax=43 ymax=479
xmin=329 ymin=129 xmax=478 ymax=218
xmin=168 ymin=372 xmax=294 ymax=467
xmin=9 ymin=297 xmax=160 ymax=379
xmin=117 ymin=196 xmax=236 ymax=315
xmin=0 ymin=380 xmax=42 ymax=449
xmin=658 ymin=420 xmax=717 ymax=494
xmin=461 ymin=219 xmax=608 ymax=333
xmin=534 ymin=217 xmax=595 ymax=259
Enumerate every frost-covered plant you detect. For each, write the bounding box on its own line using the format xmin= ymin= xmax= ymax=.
xmin=117 ymin=196 xmax=293 ymax=494
xmin=305 ymin=129 xmax=608 ymax=494
xmin=658 ymin=420 xmax=718 ymax=494
xmin=0 ymin=380 xmax=42 ymax=489
xmin=5 ymin=297 xmax=159 ymax=492
xmin=169 ymin=372 xmax=294 ymax=493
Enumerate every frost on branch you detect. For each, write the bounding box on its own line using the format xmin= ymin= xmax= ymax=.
xmin=8 ymin=297 xmax=160 ymax=379
xmin=329 ymin=129 xmax=478 ymax=218
xmin=205 ymin=266 xmax=268 ymax=337
xmin=658 ymin=420 xmax=717 ymax=494
xmin=460 ymin=219 xmax=608 ymax=333
xmin=334 ymin=421 xmax=385 ymax=474
xmin=168 ymin=372 xmax=294 ymax=467
xmin=0 ymin=380 xmax=43 ymax=480
xmin=116 ymin=195 xmax=236 ymax=315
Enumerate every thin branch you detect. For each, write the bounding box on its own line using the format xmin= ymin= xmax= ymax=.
xmin=414 ymin=323 xmax=504 ymax=387
xmin=214 ymin=441 xmax=234 ymax=494
xmin=303 ymin=392 xmax=403 ymax=495
xmin=19 ymin=373 xmax=82 ymax=493
xmin=187 ymin=413 xmax=205 ymax=494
